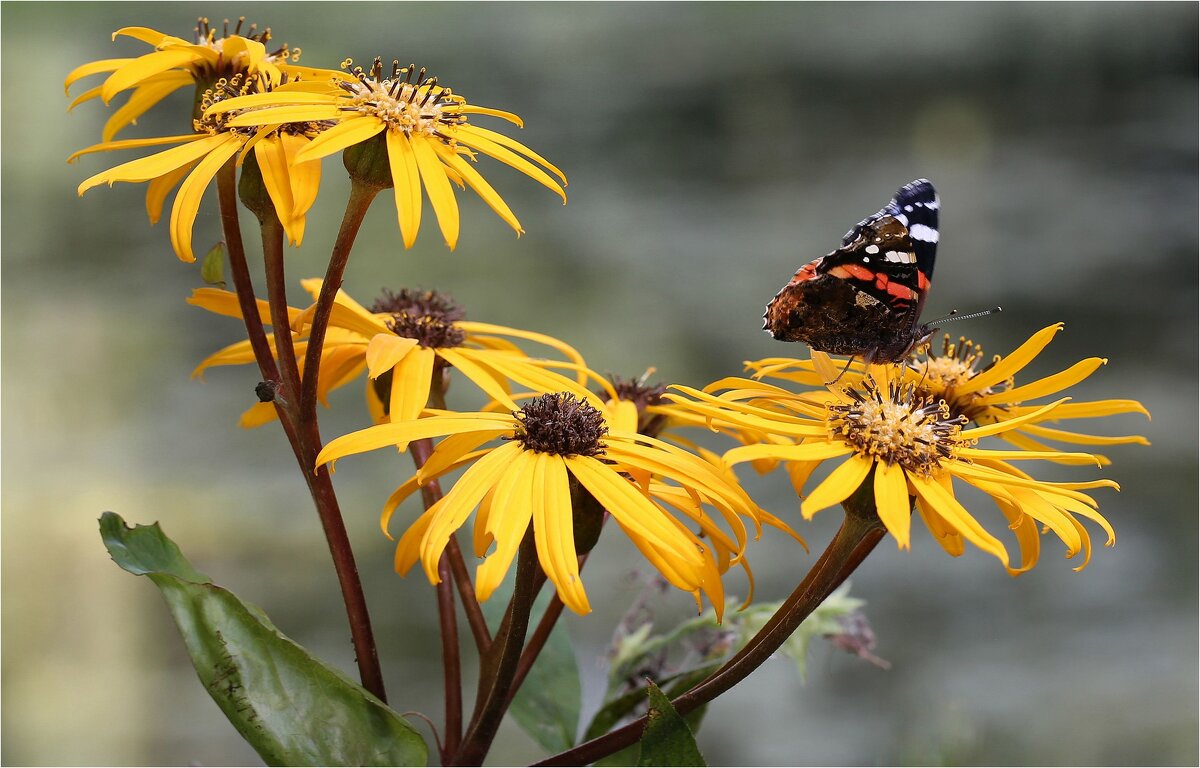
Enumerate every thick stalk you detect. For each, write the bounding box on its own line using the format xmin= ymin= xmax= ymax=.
xmin=535 ymin=497 xmax=886 ymax=766
xmin=454 ymin=533 xmax=540 ymax=766
xmin=436 ymin=551 xmax=462 ymax=761
xmin=259 ymin=212 xmax=302 ymax=420
xmin=216 ymin=163 xmax=386 ymax=701
xmin=299 ymin=180 xmax=379 ymax=419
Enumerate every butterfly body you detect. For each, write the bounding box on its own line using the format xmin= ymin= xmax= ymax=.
xmin=764 ymin=179 xmax=940 ymax=363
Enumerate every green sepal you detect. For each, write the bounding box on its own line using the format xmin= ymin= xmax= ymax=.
xmin=98 ymin=512 xmax=427 ymax=767
xmin=343 ymin=132 xmax=394 ymax=191
xmin=237 ymin=149 xmax=273 ymax=223
xmin=636 ymin=680 xmax=706 ymax=767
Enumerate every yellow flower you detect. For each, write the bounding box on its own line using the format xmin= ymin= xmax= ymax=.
xmin=73 ymin=74 xmax=325 ymax=261
xmin=744 ymin=324 xmax=1151 ymax=465
xmin=316 ymin=393 xmax=779 ymax=618
xmin=669 ymin=358 xmax=1120 ymax=574
xmin=189 ymin=280 xmax=595 ymax=429
xmin=905 ymin=325 xmax=1151 ymax=462
xmin=203 ymin=57 xmax=567 ymax=250
xmin=64 ymin=18 xmax=340 ymax=142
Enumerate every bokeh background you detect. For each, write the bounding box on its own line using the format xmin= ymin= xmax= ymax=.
xmin=3 ymin=3 xmax=1196 ymax=765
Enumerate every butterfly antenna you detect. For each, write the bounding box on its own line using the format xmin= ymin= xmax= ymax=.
xmin=927 ymin=306 xmax=1002 ymax=325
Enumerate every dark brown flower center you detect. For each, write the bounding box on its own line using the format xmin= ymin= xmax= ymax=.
xmin=513 ymin=393 xmax=607 ymax=457
xmin=386 ymin=313 xmax=464 ymax=349
xmin=371 ymin=288 xmax=464 ymax=321
xmin=605 ymin=372 xmax=668 ymax=437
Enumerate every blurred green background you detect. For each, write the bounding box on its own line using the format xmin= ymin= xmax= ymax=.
xmin=3 ymin=2 xmax=1196 ymax=765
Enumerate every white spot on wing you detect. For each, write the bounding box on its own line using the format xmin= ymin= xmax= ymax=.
xmin=909 ymin=223 xmax=939 ymax=243
xmin=865 ymin=244 xmax=880 ymax=254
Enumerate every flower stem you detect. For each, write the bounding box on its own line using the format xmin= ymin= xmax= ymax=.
xmin=409 ymin=408 xmax=463 ymax=760
xmin=454 ymin=532 xmax=540 ymax=766
xmin=299 ymin=179 xmax=379 ymax=419
xmin=436 ymin=551 xmax=462 ymax=761
xmin=215 ymin=162 xmax=386 ymax=702
xmin=259 ymin=211 xmax=302 ymax=420
xmin=535 ymin=495 xmax=886 ymax=766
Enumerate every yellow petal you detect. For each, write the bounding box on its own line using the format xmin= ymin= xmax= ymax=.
xmin=453 ymin=124 xmax=567 ymax=185
xmin=381 ymin=450 xmax=492 ymax=538
xmin=1020 ymin=423 xmax=1149 ymax=446
xmin=874 ymin=462 xmax=912 ymax=549
xmin=458 ymin=105 xmax=525 ymax=127
xmin=65 ymin=58 xmax=129 ymax=94
xmin=205 ymin=90 xmax=338 ymax=116
xmin=908 ymin=473 xmax=1008 ymax=564
xmin=145 ymin=160 xmax=195 ymax=225
xmin=102 ymin=48 xmax=201 ymax=103
xmin=390 ymin=347 xmax=437 ymax=424
xmin=1005 ymin=399 xmax=1149 ymax=421
xmin=224 ymin=104 xmax=347 ymax=128
xmin=112 ymin=26 xmax=175 ymax=47
xmin=916 ymin=496 xmax=965 ymax=556
xmin=365 ymin=334 xmax=419 ymax=379
xmin=433 ymin=142 xmax=524 ymax=234
xmin=75 ymin=134 xmax=223 ymax=192
xmin=961 ymin=398 xmax=1069 ymax=440
xmin=474 ymin=450 xmax=538 ymax=602
xmin=101 ymin=72 xmax=192 ymax=142
xmin=456 ymin=321 xmax=587 ymax=369
xmin=416 ymin=431 xmax=508 ymax=486
xmin=532 ymin=456 xmax=588 ymax=612
xmin=238 ymin=401 xmax=279 ymax=429
xmin=725 ymin=441 xmax=853 ymax=467
xmin=449 ymin=127 xmax=566 ymax=202
xmin=435 ymin=348 xmax=519 ymax=411
xmin=419 ymin=441 xmax=525 ymax=582
xmin=394 ymin=502 xmax=440 ymax=576
xmin=956 ymin=446 xmax=1100 ymax=466
xmin=316 ymin=415 xmax=515 ymax=469
xmin=800 ymin=454 xmax=874 ymax=518
xmin=386 ymin=130 xmax=423 ymax=248
xmin=566 ymin=455 xmax=703 ymax=567
xmin=280 ymin=132 xmax=321 ymax=222
xmin=954 ymin=324 xmax=1063 ymax=396
xmin=291 ymin=115 xmax=386 ymax=163
xmin=411 ymin=135 xmax=460 ymax=249
xmin=68 ymin=133 xmax=203 ymax=164
xmin=253 ymin=137 xmax=299 ymax=240
xmin=976 ymin=358 xmax=1107 ymax=406
xmin=169 ymin=135 xmax=243 ymax=262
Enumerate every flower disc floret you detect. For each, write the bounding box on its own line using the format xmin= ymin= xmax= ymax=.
xmin=370 ymin=288 xmax=465 ymax=321
xmin=340 ymin=60 xmax=466 ymax=139
xmin=386 ymin=313 xmax=466 ymax=349
xmin=829 ymin=381 xmax=967 ymax=475
xmin=513 ymin=393 xmax=607 ymax=457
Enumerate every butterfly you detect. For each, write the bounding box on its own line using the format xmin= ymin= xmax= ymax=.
xmin=763 ymin=178 xmax=940 ymax=364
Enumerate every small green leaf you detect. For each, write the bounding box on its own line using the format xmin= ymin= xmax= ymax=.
xmin=99 ymin=512 xmax=427 ymax=767
xmin=636 ymin=680 xmax=706 ymax=767
xmin=481 ymin=576 xmax=581 ymax=754
xmin=200 ymin=242 xmax=226 ymax=288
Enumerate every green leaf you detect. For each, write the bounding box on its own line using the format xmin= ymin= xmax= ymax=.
xmin=200 ymin=242 xmax=226 ymax=288
xmin=636 ymin=680 xmax=706 ymax=767
xmin=481 ymin=576 xmax=581 ymax=754
xmin=99 ymin=512 xmax=427 ymax=767
xmin=584 ymin=665 xmax=716 ymax=742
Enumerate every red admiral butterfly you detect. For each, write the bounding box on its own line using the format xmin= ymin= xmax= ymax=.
xmin=764 ymin=179 xmax=941 ymax=364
